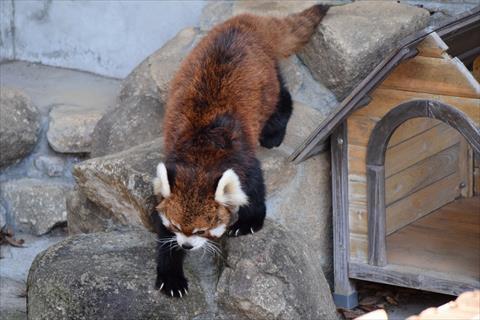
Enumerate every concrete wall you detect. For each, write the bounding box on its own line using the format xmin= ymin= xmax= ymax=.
xmin=0 ymin=0 xmax=206 ymax=78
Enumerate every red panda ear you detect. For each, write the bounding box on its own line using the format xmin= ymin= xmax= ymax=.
xmin=215 ymin=169 xmax=248 ymax=208
xmin=153 ymin=162 xmax=171 ymax=198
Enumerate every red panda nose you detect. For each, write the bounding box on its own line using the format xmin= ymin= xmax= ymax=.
xmin=181 ymin=243 xmax=193 ymax=250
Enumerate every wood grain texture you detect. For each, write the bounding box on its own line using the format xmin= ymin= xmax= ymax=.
xmin=385 ymin=123 xmax=461 ymax=178
xmin=458 ymin=138 xmax=474 ymax=198
xmin=349 ymin=262 xmax=479 ymax=296
xmin=386 ymin=173 xmax=463 ymax=235
xmin=348 ymin=116 xmax=441 ymax=148
xmin=349 ymin=123 xmax=462 ymax=178
xmin=349 ymin=232 xmax=368 ymax=263
xmin=331 ymin=123 xmax=357 ymax=295
xmin=367 ymin=165 xmax=387 ymax=266
xmin=416 ymin=32 xmax=449 ymax=58
xmin=385 ymin=143 xmax=460 ymax=205
xmin=475 ymin=153 xmax=480 ymax=195
xmin=387 ymin=197 xmax=480 ymax=280
xmin=381 ymin=55 xmax=480 ymax=98
xmin=352 ymin=88 xmax=480 ymax=125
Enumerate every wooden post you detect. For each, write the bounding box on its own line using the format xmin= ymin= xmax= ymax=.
xmin=331 ymin=122 xmax=358 ymax=308
xmin=367 ymin=164 xmax=387 ymax=266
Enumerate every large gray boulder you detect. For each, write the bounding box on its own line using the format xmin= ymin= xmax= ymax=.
xmin=1 ymin=178 xmax=72 ymax=235
xmin=66 ymin=187 xmax=124 ymax=235
xmin=299 ymin=1 xmax=430 ymax=99
xmin=217 ymin=221 xmax=338 ymax=320
xmin=47 ymin=104 xmax=106 ymax=154
xmin=27 ymin=231 xmax=211 ymax=320
xmin=90 ymin=28 xmax=204 ymax=158
xmin=27 ymin=221 xmax=338 ymax=320
xmin=72 ymin=138 xmax=164 ymax=233
xmin=0 ymin=87 xmax=41 ymax=168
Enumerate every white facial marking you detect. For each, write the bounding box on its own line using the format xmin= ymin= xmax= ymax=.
xmin=159 ymin=213 xmax=171 ymax=228
xmin=175 ymin=233 xmax=207 ymax=250
xmin=209 ymin=224 xmax=226 ymax=237
xmin=215 ymin=169 xmax=248 ymax=207
xmin=153 ymin=162 xmax=171 ymax=198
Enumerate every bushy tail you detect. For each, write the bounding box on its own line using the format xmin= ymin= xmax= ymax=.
xmin=264 ymin=4 xmax=330 ymax=58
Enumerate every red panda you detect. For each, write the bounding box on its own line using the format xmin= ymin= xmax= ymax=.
xmin=152 ymin=4 xmax=330 ymax=298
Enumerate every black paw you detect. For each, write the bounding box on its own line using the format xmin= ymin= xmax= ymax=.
xmin=228 ymin=218 xmax=263 ymax=237
xmin=155 ymin=273 xmax=188 ymax=298
xmin=259 ymin=131 xmax=285 ymax=149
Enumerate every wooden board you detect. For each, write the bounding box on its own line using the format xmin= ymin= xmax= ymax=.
xmin=349 ymin=232 xmax=368 ymax=263
xmin=348 ymin=123 xmax=462 ymax=178
xmin=348 ymin=116 xmax=441 ymax=148
xmin=416 ymin=32 xmax=449 ymax=58
xmin=381 ymin=55 xmax=480 ymax=99
xmin=387 ymin=197 xmax=480 ymax=279
xmin=386 ymin=173 xmax=463 ymax=235
xmin=353 ymin=88 xmax=480 ymax=125
xmin=385 ymin=143 xmax=461 ymax=205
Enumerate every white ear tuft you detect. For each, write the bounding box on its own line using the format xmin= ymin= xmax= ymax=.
xmin=153 ymin=162 xmax=171 ymax=198
xmin=215 ymin=169 xmax=248 ymax=207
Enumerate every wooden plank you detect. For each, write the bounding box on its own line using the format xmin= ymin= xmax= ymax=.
xmin=458 ymin=137 xmax=474 ymax=198
xmin=475 ymin=153 xmax=480 ymax=195
xmin=350 ymin=124 xmax=462 ymax=178
xmin=385 ymin=123 xmax=462 ymax=178
xmin=381 ymin=55 xmax=480 ymax=98
xmin=331 ymin=122 xmax=357 ymax=296
xmin=416 ymin=32 xmax=449 ymax=58
xmin=349 ymin=262 xmax=479 ymax=297
xmin=349 ymin=203 xmax=367 ymax=235
xmin=387 ymin=197 xmax=480 ymax=280
xmin=474 ymin=55 xmax=480 ymax=82
xmin=349 ymin=233 xmax=368 ymax=263
xmin=367 ymin=164 xmax=387 ymax=266
xmin=386 ymin=173 xmax=463 ymax=235
xmin=353 ymin=88 xmax=480 ymax=125
xmin=348 ymin=116 xmax=441 ymax=148
xmin=385 ymin=143 xmax=460 ymax=205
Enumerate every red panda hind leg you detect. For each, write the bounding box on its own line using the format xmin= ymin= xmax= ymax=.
xmin=259 ymin=71 xmax=293 ymax=149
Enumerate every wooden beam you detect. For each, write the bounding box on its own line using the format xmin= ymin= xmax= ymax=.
xmin=331 ymin=122 xmax=358 ymax=307
xmin=353 ymin=88 xmax=480 ymax=125
xmin=349 ymin=262 xmax=480 ymax=296
xmin=382 ymin=55 xmax=480 ymax=99
xmin=416 ymin=32 xmax=449 ymax=58
xmin=367 ymin=164 xmax=387 ymax=267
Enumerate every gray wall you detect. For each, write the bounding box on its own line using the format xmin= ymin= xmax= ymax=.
xmin=0 ymin=0 xmax=206 ymax=78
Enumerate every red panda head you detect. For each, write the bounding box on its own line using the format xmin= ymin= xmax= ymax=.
xmin=153 ymin=162 xmax=248 ymax=250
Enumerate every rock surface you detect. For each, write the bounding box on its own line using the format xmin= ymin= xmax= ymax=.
xmin=27 ymin=221 xmax=337 ymax=320
xmin=73 ymin=138 xmax=165 ymax=232
xmin=0 ymin=87 xmax=41 ymax=168
xmin=47 ymin=104 xmax=106 ymax=153
xmin=66 ymin=187 xmax=126 ymax=235
xmin=217 ymin=220 xmax=338 ymax=320
xmin=1 ymin=179 xmax=71 ymax=235
xmin=299 ymin=1 xmax=430 ymax=99
xmin=91 ymin=28 xmax=204 ymax=157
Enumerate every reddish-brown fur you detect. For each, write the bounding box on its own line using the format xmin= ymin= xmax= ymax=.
xmin=159 ymin=5 xmax=329 ymax=233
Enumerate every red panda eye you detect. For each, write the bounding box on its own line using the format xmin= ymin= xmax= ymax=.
xmin=194 ymin=230 xmax=205 ymax=235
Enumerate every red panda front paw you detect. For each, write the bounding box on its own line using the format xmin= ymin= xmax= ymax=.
xmin=227 ymin=219 xmax=263 ymax=237
xmin=155 ymin=273 xmax=189 ymax=298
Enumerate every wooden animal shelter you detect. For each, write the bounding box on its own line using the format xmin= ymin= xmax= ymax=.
xmin=291 ymin=8 xmax=480 ymax=308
